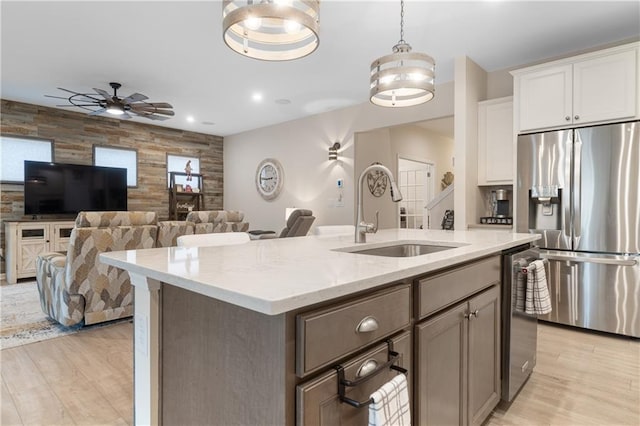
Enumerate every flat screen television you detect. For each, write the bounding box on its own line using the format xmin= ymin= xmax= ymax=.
xmin=24 ymin=161 xmax=128 ymax=216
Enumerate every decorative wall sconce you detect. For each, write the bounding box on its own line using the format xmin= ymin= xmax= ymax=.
xmin=329 ymin=142 xmax=341 ymax=160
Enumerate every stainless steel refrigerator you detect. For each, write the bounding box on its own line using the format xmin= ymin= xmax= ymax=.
xmin=516 ymin=121 xmax=640 ymax=337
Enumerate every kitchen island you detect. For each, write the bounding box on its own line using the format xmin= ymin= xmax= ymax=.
xmin=101 ymin=228 xmax=539 ymax=426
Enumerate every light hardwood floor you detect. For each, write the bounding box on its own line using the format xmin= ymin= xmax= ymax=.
xmin=487 ymin=322 xmax=640 ymax=426
xmin=1 ymin=321 xmax=638 ymax=425
xmin=1 ymin=321 xmax=133 ymax=425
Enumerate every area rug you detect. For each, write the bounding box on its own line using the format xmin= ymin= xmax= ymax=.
xmin=0 ymin=281 xmax=81 ymax=350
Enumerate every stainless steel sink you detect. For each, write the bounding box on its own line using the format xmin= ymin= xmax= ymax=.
xmin=344 ymin=243 xmax=457 ymax=257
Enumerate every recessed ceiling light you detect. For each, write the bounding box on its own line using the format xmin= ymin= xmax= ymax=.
xmin=275 ymin=98 xmax=291 ymax=105
xmin=186 ymin=116 xmax=195 ymax=123
xmin=252 ymin=93 xmax=263 ymax=102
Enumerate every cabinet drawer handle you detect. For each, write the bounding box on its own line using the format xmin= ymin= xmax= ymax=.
xmin=574 ymin=115 xmax=580 ymax=120
xmin=565 ymin=116 xmax=571 ymax=121
xmin=356 ymin=359 xmax=379 ymax=378
xmin=356 ymin=316 xmax=379 ymax=333
xmin=335 ymin=340 xmax=408 ymax=408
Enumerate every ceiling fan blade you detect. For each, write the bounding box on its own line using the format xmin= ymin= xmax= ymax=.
xmin=93 ymin=88 xmax=112 ymax=100
xmin=145 ymin=102 xmax=173 ymax=109
xmin=147 ymin=114 xmax=171 ymax=121
xmin=121 ymin=93 xmax=148 ymax=104
xmin=131 ymin=102 xmax=173 ymax=109
xmin=55 ymin=104 xmax=101 ymax=107
xmin=57 ymin=87 xmax=83 ymax=95
xmin=89 ymin=108 xmax=106 ymax=116
xmin=130 ymin=110 xmax=171 ymax=121
xmin=45 ymin=95 xmax=71 ymax=100
xmin=156 ymin=109 xmax=174 ymax=116
xmin=53 ymin=87 xmax=104 ymax=102
xmin=143 ymin=109 xmax=175 ymax=116
xmin=130 ymin=105 xmax=158 ymax=111
xmin=130 ymin=105 xmax=175 ymax=116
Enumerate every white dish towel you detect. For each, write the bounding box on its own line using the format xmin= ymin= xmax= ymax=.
xmin=368 ymin=374 xmax=411 ymax=426
xmin=525 ymin=259 xmax=552 ymax=315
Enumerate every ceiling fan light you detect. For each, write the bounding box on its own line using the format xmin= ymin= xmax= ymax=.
xmin=222 ymin=0 xmax=320 ymax=61
xmin=106 ymin=104 xmax=125 ymax=115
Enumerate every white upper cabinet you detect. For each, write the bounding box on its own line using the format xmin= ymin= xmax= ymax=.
xmin=573 ymin=50 xmax=637 ymax=124
xmin=516 ymin=65 xmax=572 ymax=131
xmin=477 ymin=97 xmax=513 ymax=185
xmin=513 ymin=43 xmax=638 ymax=133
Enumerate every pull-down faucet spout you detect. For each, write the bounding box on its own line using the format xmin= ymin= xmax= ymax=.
xmin=355 ymin=164 xmax=403 ymax=243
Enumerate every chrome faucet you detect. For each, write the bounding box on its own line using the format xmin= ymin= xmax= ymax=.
xmin=355 ymin=164 xmax=403 ymax=243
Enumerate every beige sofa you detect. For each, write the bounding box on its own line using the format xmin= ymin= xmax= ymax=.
xmin=186 ymin=210 xmax=250 ymax=234
xmin=36 ymin=210 xmax=249 ymax=327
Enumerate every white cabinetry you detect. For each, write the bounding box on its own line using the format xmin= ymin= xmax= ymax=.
xmin=4 ymin=220 xmax=74 ymax=284
xmin=513 ymin=43 xmax=638 ymax=133
xmin=477 ymin=97 xmax=513 ymax=185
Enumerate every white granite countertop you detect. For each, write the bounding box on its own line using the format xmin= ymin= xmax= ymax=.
xmin=100 ymin=229 xmax=539 ymax=315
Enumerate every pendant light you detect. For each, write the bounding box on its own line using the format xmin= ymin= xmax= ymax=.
xmin=222 ymin=0 xmax=320 ymax=61
xmin=370 ymin=0 xmax=435 ymax=107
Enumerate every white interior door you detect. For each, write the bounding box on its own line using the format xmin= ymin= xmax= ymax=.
xmin=398 ymin=157 xmax=434 ymax=229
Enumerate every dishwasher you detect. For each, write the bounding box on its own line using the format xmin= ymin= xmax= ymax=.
xmin=501 ymin=244 xmax=540 ymax=402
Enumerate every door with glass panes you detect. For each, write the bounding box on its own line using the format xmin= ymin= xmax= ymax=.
xmin=398 ymin=157 xmax=434 ymax=229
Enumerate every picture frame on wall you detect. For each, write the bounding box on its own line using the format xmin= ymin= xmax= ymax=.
xmin=166 ymin=154 xmax=200 ymax=189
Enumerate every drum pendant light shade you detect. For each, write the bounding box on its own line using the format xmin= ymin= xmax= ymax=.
xmin=222 ymin=0 xmax=320 ymax=61
xmin=370 ymin=1 xmax=435 ymax=107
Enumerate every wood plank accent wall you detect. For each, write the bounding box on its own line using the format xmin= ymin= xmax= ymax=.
xmin=0 ymin=99 xmax=224 ymax=274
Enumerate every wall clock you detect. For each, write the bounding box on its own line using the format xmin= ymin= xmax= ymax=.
xmin=255 ymin=158 xmax=284 ymax=200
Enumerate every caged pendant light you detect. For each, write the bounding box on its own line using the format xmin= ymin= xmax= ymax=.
xmin=222 ymin=0 xmax=320 ymax=61
xmin=370 ymin=0 xmax=435 ymax=107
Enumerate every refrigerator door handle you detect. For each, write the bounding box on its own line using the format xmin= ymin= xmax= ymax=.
xmin=563 ymin=131 xmax=573 ymax=244
xmin=572 ymin=133 xmax=582 ymax=248
xmin=540 ymin=251 xmax=638 ymax=266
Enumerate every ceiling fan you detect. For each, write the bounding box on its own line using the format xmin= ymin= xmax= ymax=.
xmin=45 ymin=82 xmax=175 ymax=121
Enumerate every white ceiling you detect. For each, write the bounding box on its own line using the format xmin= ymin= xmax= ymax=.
xmin=1 ymin=1 xmax=638 ymax=137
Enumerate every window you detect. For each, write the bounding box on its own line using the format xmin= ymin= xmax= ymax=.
xmin=0 ymin=136 xmax=53 ymax=183
xmin=167 ymin=154 xmax=200 ymax=189
xmin=93 ymin=146 xmax=138 ymax=187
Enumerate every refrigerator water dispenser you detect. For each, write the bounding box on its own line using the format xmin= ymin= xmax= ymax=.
xmin=528 ymin=185 xmax=561 ymax=231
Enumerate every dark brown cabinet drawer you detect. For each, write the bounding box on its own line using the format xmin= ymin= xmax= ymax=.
xmin=296 ymin=331 xmax=411 ymax=426
xmin=296 ymin=284 xmax=411 ymax=377
xmin=417 ymin=255 xmax=500 ymax=320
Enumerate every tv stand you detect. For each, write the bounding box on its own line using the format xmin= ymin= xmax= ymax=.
xmin=4 ymin=220 xmax=74 ymax=284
